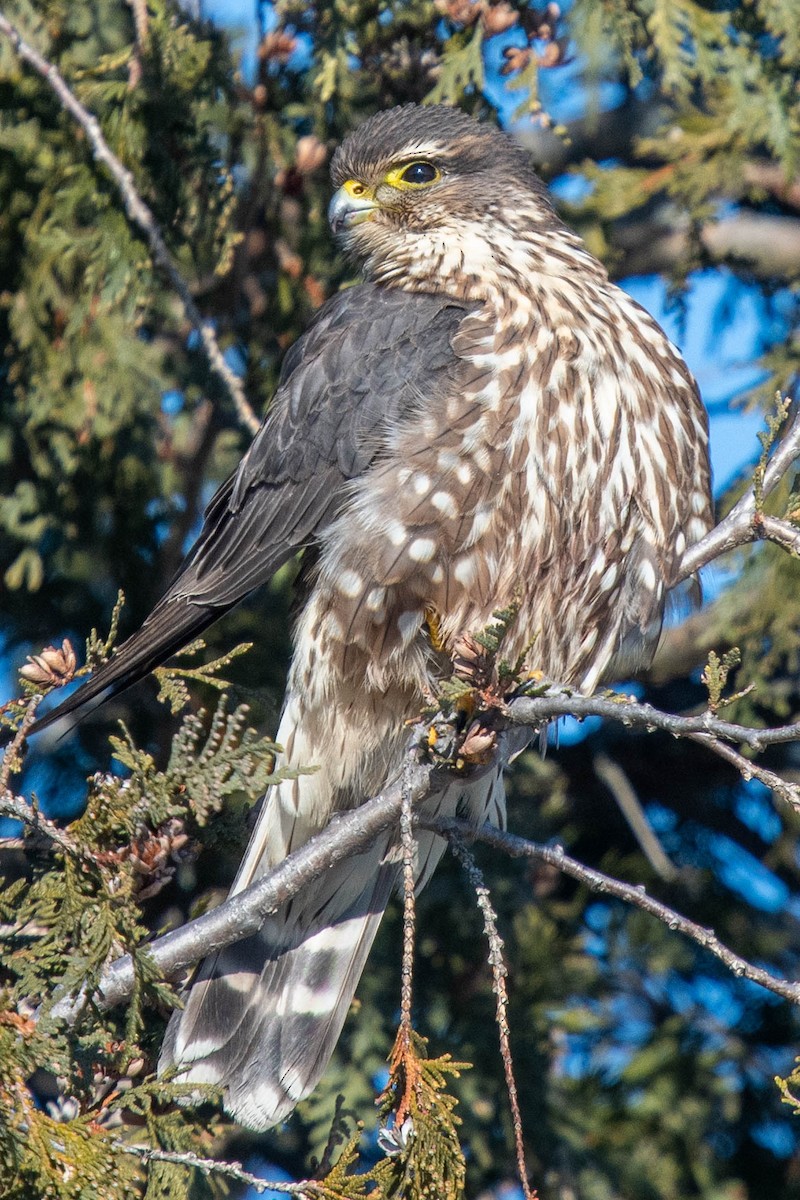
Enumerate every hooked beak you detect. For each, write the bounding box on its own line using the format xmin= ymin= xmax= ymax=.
xmin=328 ymin=185 xmax=379 ymax=235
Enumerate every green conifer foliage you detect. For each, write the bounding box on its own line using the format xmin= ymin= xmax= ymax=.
xmin=2 ymin=1 xmax=800 ymax=1197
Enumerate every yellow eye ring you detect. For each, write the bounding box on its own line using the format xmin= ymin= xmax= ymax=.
xmin=384 ymin=161 xmax=441 ymax=189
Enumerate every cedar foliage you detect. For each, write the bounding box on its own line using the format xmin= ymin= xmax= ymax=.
xmin=1 ymin=1 xmax=800 ymax=1196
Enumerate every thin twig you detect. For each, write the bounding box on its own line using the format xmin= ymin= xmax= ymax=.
xmin=677 ymin=402 xmax=800 ymax=581
xmin=114 ymin=1141 xmax=318 ymax=1195
xmin=398 ymin=762 xmax=417 ymax=1042
xmin=687 ymin=732 xmax=800 ymax=807
xmin=424 ymin=817 xmax=800 ymax=1007
xmin=0 ymin=13 xmax=260 ymax=436
xmin=449 ymin=835 xmax=536 ymax=1200
xmin=0 ymin=694 xmax=40 ymax=794
xmin=124 ymin=0 xmax=148 ymax=88
xmin=594 ymin=752 xmax=678 ymax=881
xmin=126 ymin=0 xmax=148 ymax=45
xmin=0 ymin=695 xmax=83 ymax=858
xmin=509 ymin=687 xmax=800 ymax=815
xmin=0 ymin=793 xmax=79 ymax=857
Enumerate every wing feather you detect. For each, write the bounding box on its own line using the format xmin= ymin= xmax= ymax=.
xmin=32 ymin=285 xmax=474 ymax=733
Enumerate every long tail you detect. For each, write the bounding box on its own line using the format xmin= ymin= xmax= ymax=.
xmin=158 ymin=701 xmax=509 ymax=1130
xmin=159 ymin=827 xmax=398 ymax=1127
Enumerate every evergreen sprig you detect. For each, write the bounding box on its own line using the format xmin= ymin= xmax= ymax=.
xmin=0 ymin=624 xmax=288 ymax=1198
xmin=374 ymin=1029 xmax=469 ymax=1200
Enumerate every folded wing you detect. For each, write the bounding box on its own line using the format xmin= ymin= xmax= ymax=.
xmin=31 ymin=285 xmax=474 ymax=734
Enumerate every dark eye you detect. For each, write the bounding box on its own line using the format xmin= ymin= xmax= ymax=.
xmin=400 ymin=161 xmax=439 ymax=186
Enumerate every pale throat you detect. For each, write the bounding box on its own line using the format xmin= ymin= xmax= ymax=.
xmin=362 ymin=209 xmax=606 ymax=303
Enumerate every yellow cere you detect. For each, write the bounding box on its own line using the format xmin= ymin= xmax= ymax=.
xmin=342 ymin=178 xmax=374 ymax=199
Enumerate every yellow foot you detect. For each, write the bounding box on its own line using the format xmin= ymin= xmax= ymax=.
xmin=424 ymin=605 xmax=447 ymax=652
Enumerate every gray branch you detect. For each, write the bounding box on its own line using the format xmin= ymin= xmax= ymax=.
xmin=0 ymin=791 xmax=79 ymax=856
xmin=759 ymin=515 xmax=800 ymax=557
xmin=47 ymin=757 xmax=435 ymax=1024
xmin=0 ymin=12 xmax=260 ymax=436
xmin=614 ymin=207 xmax=800 ymax=280
xmin=449 ymin=835 xmax=533 ymax=1200
xmin=676 ymin=403 xmax=800 ymax=582
xmin=42 ymin=681 xmax=800 ymax=1025
xmin=114 ymin=1142 xmax=316 ymax=1195
xmin=425 ymin=817 xmax=800 ymax=1008
xmin=593 ymin=751 xmax=678 ymax=881
xmin=687 ymin=732 xmax=800 ymax=809
xmin=506 ymin=689 xmax=800 ymax=753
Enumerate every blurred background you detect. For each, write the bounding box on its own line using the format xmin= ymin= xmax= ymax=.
xmin=1 ymin=1 xmax=800 ymax=1196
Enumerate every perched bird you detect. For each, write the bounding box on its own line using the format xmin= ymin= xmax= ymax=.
xmin=34 ymin=104 xmax=712 ymax=1129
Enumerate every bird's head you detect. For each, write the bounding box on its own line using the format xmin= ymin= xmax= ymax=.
xmin=328 ymin=104 xmax=567 ymax=296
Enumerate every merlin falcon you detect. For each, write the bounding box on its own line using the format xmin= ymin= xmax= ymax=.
xmin=37 ymin=104 xmax=713 ymax=1129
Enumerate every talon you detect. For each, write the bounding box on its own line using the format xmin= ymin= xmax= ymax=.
xmin=424 ymin=606 xmax=446 ymax=652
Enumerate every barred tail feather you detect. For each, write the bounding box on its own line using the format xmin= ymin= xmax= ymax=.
xmin=159 ymin=842 xmax=396 ymax=1127
xmin=158 ymin=706 xmax=514 ymax=1130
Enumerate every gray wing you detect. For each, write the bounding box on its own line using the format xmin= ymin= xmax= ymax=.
xmin=33 ymin=284 xmax=474 ymax=732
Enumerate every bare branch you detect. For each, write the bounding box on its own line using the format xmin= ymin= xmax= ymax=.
xmin=427 ymin=818 xmax=800 ymax=1008
xmin=0 ymin=694 xmax=40 ymax=795
xmin=125 ymin=0 xmax=149 ymax=47
xmin=759 ymin=515 xmax=800 ymax=557
xmin=614 ymin=208 xmax=800 ymax=279
xmin=593 ymin=752 xmax=678 ymax=881
xmin=124 ymin=0 xmax=148 ymax=88
xmin=677 ymin=403 xmax=800 ymax=582
xmin=39 ymin=679 xmax=800 ymax=1024
xmin=398 ymin=763 xmax=417 ymax=1041
xmin=0 ymin=791 xmax=79 ymax=858
xmin=47 ymin=751 xmax=437 ymax=1023
xmin=0 ymin=12 xmax=260 ymax=436
xmin=0 ymin=696 xmax=84 ymax=858
xmin=742 ymin=161 xmax=800 ymax=211
xmin=687 ymin=733 xmax=800 ymax=809
xmin=506 ymin=689 xmax=800 ymax=753
xmin=114 ymin=1141 xmax=317 ymax=1195
xmin=449 ymin=835 xmax=535 ymax=1200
